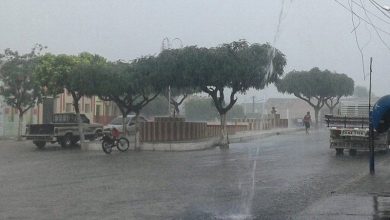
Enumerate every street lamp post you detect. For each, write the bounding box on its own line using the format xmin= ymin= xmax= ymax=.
xmin=369 ymin=57 xmax=375 ymax=175
xmin=161 ymin=37 xmax=183 ymax=117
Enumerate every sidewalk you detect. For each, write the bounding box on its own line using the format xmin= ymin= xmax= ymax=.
xmin=85 ymin=127 xmax=303 ymax=152
xmin=297 ymin=156 xmax=390 ymax=219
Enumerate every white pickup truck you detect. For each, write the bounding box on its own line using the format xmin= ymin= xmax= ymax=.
xmin=24 ymin=113 xmax=103 ymax=149
xmin=325 ymin=114 xmax=389 ymax=155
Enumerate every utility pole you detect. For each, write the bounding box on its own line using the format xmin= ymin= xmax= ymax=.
xmin=369 ymin=57 xmax=375 ymax=175
xmin=168 ymin=86 xmax=171 ymax=117
xmin=161 ymin=37 xmax=183 ymax=117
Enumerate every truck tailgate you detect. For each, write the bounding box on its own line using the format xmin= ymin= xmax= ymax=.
xmin=28 ymin=124 xmax=54 ymax=135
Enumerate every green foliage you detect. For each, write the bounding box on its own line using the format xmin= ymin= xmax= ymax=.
xmin=325 ymin=73 xmax=354 ymax=113
xmin=185 ymin=97 xmax=219 ymax=121
xmin=185 ymin=97 xmax=244 ymax=122
xmin=0 ymin=45 xmax=45 ymax=116
xmin=163 ymin=87 xmax=200 ymax=115
xmin=140 ymin=96 xmax=169 ymax=117
xmin=277 ymin=67 xmax=354 ymax=121
xmin=35 ymin=52 xmax=107 ymax=104
xmin=92 ymin=57 xmax=161 ymax=116
xmin=158 ymin=40 xmax=287 ymax=116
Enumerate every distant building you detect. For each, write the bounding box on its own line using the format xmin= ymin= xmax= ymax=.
xmin=337 ymin=97 xmax=379 ymax=117
xmin=0 ymin=89 xmax=120 ymax=137
xmin=35 ymin=90 xmax=120 ymax=125
xmin=241 ymin=102 xmax=265 ymax=116
xmin=264 ymin=98 xmax=315 ymax=120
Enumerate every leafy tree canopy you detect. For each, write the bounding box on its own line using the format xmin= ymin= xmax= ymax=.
xmin=35 ymin=52 xmax=107 ymax=99
xmin=185 ymin=97 xmax=245 ymax=122
xmin=157 ymin=40 xmax=286 ymax=115
xmin=0 ymin=46 xmax=44 ymax=114
xmin=277 ymin=67 xmax=354 ymax=121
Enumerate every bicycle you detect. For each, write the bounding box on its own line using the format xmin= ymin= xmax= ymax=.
xmin=101 ymin=128 xmax=130 ymax=154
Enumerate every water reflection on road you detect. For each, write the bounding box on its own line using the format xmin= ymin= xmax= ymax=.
xmin=1 ymin=130 xmax=390 ymax=219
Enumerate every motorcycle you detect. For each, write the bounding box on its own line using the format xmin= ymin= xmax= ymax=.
xmin=100 ymin=128 xmax=130 ymax=154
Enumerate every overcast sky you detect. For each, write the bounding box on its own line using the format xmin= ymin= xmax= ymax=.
xmin=1 ymin=0 xmax=389 ymax=103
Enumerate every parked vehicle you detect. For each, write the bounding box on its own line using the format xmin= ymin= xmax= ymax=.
xmin=325 ymin=114 xmax=389 ymax=155
xmin=103 ymin=115 xmax=147 ymax=135
xmin=24 ymin=113 xmax=103 ymax=149
xmin=101 ymin=128 xmax=129 ymax=154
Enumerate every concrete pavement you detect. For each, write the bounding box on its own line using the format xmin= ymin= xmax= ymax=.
xmin=296 ymin=154 xmax=390 ymax=219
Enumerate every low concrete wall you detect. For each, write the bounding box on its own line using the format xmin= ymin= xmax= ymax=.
xmin=85 ymin=128 xmax=303 ymax=152
xmin=140 ymin=121 xmax=248 ymax=143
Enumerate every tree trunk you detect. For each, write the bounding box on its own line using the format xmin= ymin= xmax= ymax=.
xmin=122 ymin=114 xmax=127 ymax=136
xmin=173 ymin=103 xmax=180 ymax=116
xmin=134 ymin=112 xmax=140 ymax=151
xmin=314 ymin=108 xmax=319 ymax=129
xmin=219 ymin=113 xmax=229 ymax=149
xmin=74 ymin=102 xmax=86 ymax=148
xmin=329 ymin=106 xmax=334 ymax=115
xmin=17 ymin=113 xmax=23 ymax=141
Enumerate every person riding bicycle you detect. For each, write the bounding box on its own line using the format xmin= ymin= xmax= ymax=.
xmin=303 ymin=111 xmax=312 ymax=134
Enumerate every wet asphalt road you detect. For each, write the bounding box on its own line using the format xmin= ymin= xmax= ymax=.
xmin=0 ymin=130 xmax=387 ymax=220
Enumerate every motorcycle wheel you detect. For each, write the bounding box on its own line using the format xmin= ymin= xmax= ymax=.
xmin=117 ymin=137 xmax=130 ymax=152
xmin=102 ymin=140 xmax=113 ymax=154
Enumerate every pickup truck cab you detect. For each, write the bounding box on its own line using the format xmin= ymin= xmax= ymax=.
xmin=24 ymin=113 xmax=103 ymax=149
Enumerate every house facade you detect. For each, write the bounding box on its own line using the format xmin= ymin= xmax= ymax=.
xmin=0 ymin=90 xmax=120 ymax=137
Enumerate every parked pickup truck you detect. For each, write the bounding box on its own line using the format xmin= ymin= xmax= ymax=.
xmin=24 ymin=113 xmax=103 ymax=149
xmin=325 ymin=114 xmax=389 ymax=155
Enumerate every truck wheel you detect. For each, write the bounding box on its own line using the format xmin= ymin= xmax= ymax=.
xmin=33 ymin=141 xmax=46 ymax=149
xmin=335 ymin=148 xmax=344 ymax=155
xmin=71 ymin=138 xmax=79 ymax=146
xmin=61 ymin=134 xmax=73 ymax=148
xmin=349 ymin=149 xmax=357 ymax=156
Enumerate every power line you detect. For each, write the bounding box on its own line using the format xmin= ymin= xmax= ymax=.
xmin=352 ymin=0 xmax=390 ymax=24
xmin=363 ymin=1 xmax=390 ymax=51
xmin=370 ymin=0 xmax=390 ymax=19
xmin=348 ymin=0 xmax=367 ymax=78
xmin=334 ymin=0 xmax=390 ymax=36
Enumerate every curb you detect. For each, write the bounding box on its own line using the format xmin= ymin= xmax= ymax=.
xmin=229 ymin=128 xmax=304 ymax=144
xmin=141 ymin=128 xmax=303 ymax=151
xmin=11 ymin=128 xmax=304 ymax=152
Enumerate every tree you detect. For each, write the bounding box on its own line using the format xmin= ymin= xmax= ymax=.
xmin=185 ymin=97 xmax=244 ymax=122
xmin=353 ymin=85 xmax=376 ymax=98
xmin=0 ymin=45 xmax=45 ymax=140
xmin=35 ymin=52 xmax=106 ymax=147
xmin=324 ymin=74 xmax=354 ymax=114
xmin=92 ymin=58 xmax=160 ymax=150
xmin=141 ymin=95 xmax=169 ymax=117
xmin=158 ymin=40 xmax=286 ymax=148
xmin=277 ymin=67 xmax=352 ymax=125
xmin=163 ymin=87 xmax=198 ymax=117
xmin=185 ymin=97 xmax=219 ymax=121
